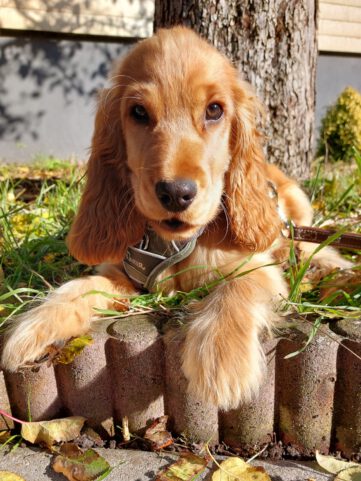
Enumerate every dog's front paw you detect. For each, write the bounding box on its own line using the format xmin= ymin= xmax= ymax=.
xmin=1 ymin=309 xmax=59 ymax=371
xmin=1 ymin=301 xmax=89 ymax=371
xmin=182 ymin=322 xmax=265 ymax=410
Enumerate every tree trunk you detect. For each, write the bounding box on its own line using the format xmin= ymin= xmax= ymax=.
xmin=154 ymin=0 xmax=318 ymax=180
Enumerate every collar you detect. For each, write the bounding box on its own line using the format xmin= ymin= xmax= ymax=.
xmin=123 ymin=226 xmax=203 ymax=292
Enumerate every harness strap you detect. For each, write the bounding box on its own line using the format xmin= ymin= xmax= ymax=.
xmin=123 ymin=227 xmax=200 ymax=291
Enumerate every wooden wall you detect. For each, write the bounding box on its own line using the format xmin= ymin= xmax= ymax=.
xmin=319 ymin=0 xmax=361 ymax=53
xmin=1 ymin=1 xmax=360 ymax=52
xmin=0 ymin=0 xmax=154 ymax=37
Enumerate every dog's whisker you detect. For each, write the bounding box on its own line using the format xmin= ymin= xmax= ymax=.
xmin=108 ymin=73 xmax=139 ymax=84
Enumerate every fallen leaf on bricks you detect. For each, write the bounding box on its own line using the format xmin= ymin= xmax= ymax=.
xmin=156 ymin=452 xmax=207 ymax=480
xmin=144 ymin=415 xmax=173 ymax=451
xmin=316 ymin=451 xmax=360 ymax=475
xmin=21 ymin=416 xmax=86 ymax=446
xmin=52 ymin=335 xmax=93 ymax=365
xmin=212 ymin=458 xmax=271 ymax=481
xmin=0 ymin=472 xmax=26 ymax=481
xmin=335 ymin=466 xmax=361 ymax=481
xmin=52 ymin=443 xmax=112 ymax=481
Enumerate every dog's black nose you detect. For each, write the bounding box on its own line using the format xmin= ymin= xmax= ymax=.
xmin=155 ymin=179 xmax=197 ymax=212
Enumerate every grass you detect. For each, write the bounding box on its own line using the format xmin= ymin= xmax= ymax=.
xmin=0 ymin=157 xmax=91 ymax=326
xmin=0 ymin=154 xmax=360 ymax=335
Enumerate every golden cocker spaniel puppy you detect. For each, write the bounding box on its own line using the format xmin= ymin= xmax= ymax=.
xmin=1 ymin=27 xmax=350 ymax=409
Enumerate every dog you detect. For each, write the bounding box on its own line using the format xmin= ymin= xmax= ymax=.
xmin=1 ymin=27 xmax=351 ymax=410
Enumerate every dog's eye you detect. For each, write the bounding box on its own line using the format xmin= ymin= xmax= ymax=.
xmin=131 ymin=104 xmax=149 ymax=124
xmin=205 ymin=103 xmax=223 ymax=122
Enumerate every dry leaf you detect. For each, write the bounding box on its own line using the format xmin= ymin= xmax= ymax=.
xmin=21 ymin=416 xmax=85 ymax=446
xmin=0 ymin=472 xmax=26 ymax=481
xmin=212 ymin=458 xmax=271 ymax=481
xmin=335 ymin=466 xmax=361 ymax=481
xmin=320 ymin=271 xmax=361 ymax=303
xmin=52 ymin=443 xmax=111 ymax=481
xmin=315 ymin=451 xmax=360 ymax=475
xmin=0 ymin=430 xmax=12 ymax=443
xmin=144 ymin=415 xmax=173 ymax=451
xmin=112 ymin=298 xmax=130 ymax=312
xmin=121 ymin=416 xmax=130 ymax=443
xmin=52 ymin=336 xmax=93 ymax=365
xmin=156 ymin=452 xmax=207 ymax=480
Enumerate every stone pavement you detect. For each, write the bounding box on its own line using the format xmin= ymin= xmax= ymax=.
xmin=0 ymin=447 xmax=333 ymax=481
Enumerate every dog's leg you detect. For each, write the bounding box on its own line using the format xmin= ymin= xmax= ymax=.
xmin=182 ymin=258 xmax=288 ymax=410
xmin=1 ymin=265 xmax=136 ymax=371
xmin=270 ymin=169 xmax=353 ymax=272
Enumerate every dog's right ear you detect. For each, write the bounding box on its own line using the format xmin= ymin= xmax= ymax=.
xmin=67 ymin=88 xmax=146 ymax=265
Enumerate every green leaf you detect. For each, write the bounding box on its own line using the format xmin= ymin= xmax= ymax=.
xmin=52 ymin=443 xmax=112 ymax=481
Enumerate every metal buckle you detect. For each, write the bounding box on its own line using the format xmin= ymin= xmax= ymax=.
xmin=280 ymin=217 xmax=295 ymax=239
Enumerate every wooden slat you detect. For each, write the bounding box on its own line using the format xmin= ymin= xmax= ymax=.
xmin=320 ymin=18 xmax=361 ymax=38
xmin=0 ymin=0 xmax=152 ymax=19
xmin=319 ymin=33 xmax=361 ymax=52
xmin=0 ymin=5 xmax=153 ymax=37
xmin=320 ymin=2 xmax=361 ymax=23
xmin=320 ymin=0 xmax=361 ymax=7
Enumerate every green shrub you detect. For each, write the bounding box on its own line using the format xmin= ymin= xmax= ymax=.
xmin=318 ymin=86 xmax=361 ymax=161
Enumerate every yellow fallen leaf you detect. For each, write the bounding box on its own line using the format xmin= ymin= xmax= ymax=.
xmin=335 ymin=466 xmax=361 ymax=481
xmin=0 ymin=430 xmax=12 ymax=442
xmin=212 ymin=458 xmax=271 ymax=481
xmin=0 ymin=472 xmax=26 ymax=481
xmin=156 ymin=452 xmax=207 ymax=480
xmin=52 ymin=336 xmax=93 ymax=365
xmin=21 ymin=416 xmax=86 ymax=446
xmin=316 ymin=451 xmax=360 ymax=475
xmin=212 ymin=458 xmax=248 ymax=480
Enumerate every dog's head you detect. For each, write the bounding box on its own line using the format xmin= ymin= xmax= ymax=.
xmin=67 ymin=27 xmax=281 ymax=265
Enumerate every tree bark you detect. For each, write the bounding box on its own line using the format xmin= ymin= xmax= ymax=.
xmin=154 ymin=0 xmax=318 ymax=180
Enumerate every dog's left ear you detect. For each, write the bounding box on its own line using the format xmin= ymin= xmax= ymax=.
xmin=66 ymin=86 xmax=146 ymax=265
xmin=224 ymin=80 xmax=281 ymax=252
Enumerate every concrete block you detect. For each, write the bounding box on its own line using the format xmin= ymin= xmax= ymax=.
xmin=4 ymin=365 xmax=62 ymax=422
xmin=0 ymin=370 xmax=14 ymax=429
xmin=105 ymin=315 xmax=165 ymax=433
xmin=55 ymin=332 xmax=114 ymax=437
xmin=276 ymin=322 xmax=339 ymax=455
xmin=164 ymin=331 xmax=219 ymax=444
xmin=331 ymin=319 xmax=361 ymax=458
xmin=220 ymin=338 xmax=277 ymax=449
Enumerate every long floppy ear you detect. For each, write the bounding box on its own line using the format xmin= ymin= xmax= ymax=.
xmin=225 ymin=80 xmax=281 ymax=252
xmin=66 ymin=88 xmax=146 ymax=265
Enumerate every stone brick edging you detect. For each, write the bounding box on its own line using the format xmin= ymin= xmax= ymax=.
xmin=1 ymin=316 xmax=360 ymax=458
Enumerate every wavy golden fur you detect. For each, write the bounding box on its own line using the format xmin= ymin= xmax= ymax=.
xmin=1 ymin=27 xmax=351 ymax=409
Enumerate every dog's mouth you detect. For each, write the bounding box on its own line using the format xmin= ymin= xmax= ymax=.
xmin=159 ymin=218 xmax=191 ymax=232
xmin=148 ymin=217 xmax=198 ymax=238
